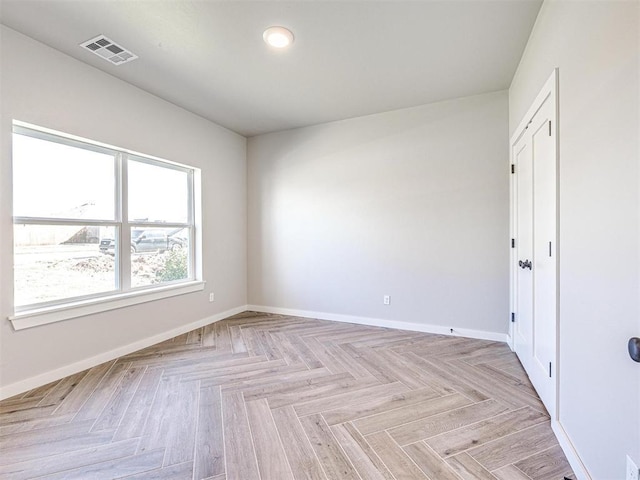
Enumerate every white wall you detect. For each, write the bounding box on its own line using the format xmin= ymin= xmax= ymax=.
xmin=248 ymin=91 xmax=509 ymax=337
xmin=509 ymin=1 xmax=640 ymax=478
xmin=0 ymin=27 xmax=247 ymax=391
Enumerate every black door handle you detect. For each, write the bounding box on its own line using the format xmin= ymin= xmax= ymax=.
xmin=629 ymin=338 xmax=640 ymax=362
xmin=518 ymin=259 xmax=532 ymax=270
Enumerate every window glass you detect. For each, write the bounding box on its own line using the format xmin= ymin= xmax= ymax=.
xmin=130 ymin=227 xmax=189 ymax=288
xmin=12 ymin=133 xmax=115 ymax=220
xmin=128 ymin=158 xmax=189 ymax=223
xmin=14 ymin=225 xmax=116 ymax=307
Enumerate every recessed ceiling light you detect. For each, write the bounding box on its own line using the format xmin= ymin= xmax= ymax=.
xmin=263 ymin=26 xmax=294 ymax=49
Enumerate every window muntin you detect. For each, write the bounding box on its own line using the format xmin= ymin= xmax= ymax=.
xmin=12 ymin=123 xmax=198 ymax=314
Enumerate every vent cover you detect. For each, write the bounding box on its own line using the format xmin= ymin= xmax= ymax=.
xmin=80 ymin=35 xmax=138 ymax=66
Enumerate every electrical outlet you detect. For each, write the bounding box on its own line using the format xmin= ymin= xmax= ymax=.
xmin=627 ymin=455 xmax=640 ymax=480
xmin=209 ymin=292 xmax=215 ymax=303
xmin=383 ymin=295 xmax=390 ymax=305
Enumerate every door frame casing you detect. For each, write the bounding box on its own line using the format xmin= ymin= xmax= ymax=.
xmin=509 ymin=68 xmax=559 ymax=420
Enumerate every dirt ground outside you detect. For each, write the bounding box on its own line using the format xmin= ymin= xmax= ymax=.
xmin=14 ymin=244 xmax=185 ymax=307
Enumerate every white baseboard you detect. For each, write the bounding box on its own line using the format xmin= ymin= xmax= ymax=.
xmin=552 ymin=420 xmax=591 ymax=480
xmin=0 ymin=305 xmax=248 ymax=400
xmin=247 ymin=305 xmax=509 ymax=343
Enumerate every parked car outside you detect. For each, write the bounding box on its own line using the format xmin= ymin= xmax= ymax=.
xmin=99 ymin=228 xmax=185 ymax=255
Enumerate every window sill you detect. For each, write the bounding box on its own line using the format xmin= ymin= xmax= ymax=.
xmin=8 ymin=281 xmax=205 ymax=331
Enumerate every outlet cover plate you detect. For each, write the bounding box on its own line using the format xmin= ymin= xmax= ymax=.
xmin=627 ymin=455 xmax=640 ymax=480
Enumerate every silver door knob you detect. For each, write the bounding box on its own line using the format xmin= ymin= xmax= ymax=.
xmin=518 ymin=260 xmax=532 ymax=270
xmin=629 ymin=338 xmax=640 ymax=362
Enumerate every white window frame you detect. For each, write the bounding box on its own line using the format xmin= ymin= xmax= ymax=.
xmin=9 ymin=121 xmax=204 ymax=331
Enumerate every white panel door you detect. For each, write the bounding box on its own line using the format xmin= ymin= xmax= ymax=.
xmin=513 ymin=91 xmax=557 ymax=418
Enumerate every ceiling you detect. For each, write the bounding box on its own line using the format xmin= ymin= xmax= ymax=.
xmin=0 ymin=1 xmax=542 ymax=137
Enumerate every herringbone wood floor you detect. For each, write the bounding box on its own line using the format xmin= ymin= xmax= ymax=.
xmin=0 ymin=312 xmax=575 ymax=480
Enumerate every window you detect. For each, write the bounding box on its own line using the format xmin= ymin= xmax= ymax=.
xmin=11 ymin=122 xmax=202 ymax=328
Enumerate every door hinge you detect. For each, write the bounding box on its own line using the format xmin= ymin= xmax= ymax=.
xmin=511 ymin=164 xmax=515 ymax=174
xmin=548 ymin=120 xmax=552 ymax=136
xmin=511 ymin=238 xmax=515 ymax=248
xmin=549 ymin=362 xmax=552 ymax=377
xmin=511 ymin=312 xmax=515 ymax=323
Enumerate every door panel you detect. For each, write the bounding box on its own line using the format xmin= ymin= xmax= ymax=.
xmin=530 ymin=99 xmax=556 ymax=412
xmin=514 ymin=135 xmax=533 ymax=373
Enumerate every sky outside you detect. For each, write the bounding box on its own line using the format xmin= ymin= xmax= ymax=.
xmin=12 ymin=133 xmax=188 ymax=223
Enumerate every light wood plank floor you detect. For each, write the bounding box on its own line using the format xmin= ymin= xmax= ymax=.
xmin=0 ymin=312 xmax=575 ymax=480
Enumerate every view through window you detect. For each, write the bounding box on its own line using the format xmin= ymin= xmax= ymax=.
xmin=12 ymin=124 xmax=197 ymax=311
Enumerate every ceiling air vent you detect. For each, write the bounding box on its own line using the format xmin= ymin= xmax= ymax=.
xmin=80 ymin=35 xmax=138 ymax=66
